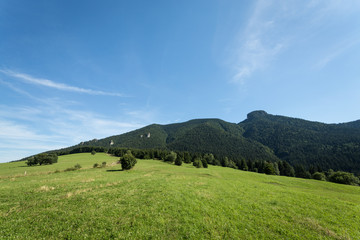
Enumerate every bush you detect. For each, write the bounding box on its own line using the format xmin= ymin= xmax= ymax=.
xmin=93 ymin=163 xmax=99 ymax=168
xmin=264 ymin=162 xmax=276 ymax=175
xmin=101 ymin=162 xmax=107 ymax=168
xmin=201 ymin=158 xmax=208 ymax=168
xmin=328 ymin=171 xmax=360 ymax=185
xmin=26 ymin=153 xmax=58 ymax=166
xmin=193 ymin=158 xmax=203 ymax=168
xmin=175 ymin=157 xmax=182 ymax=166
xmin=64 ymin=167 xmax=76 ymax=172
xmin=203 ymin=153 xmax=215 ymax=165
xmin=91 ymin=150 xmax=96 ymax=155
xmin=65 ymin=164 xmax=82 ymax=172
xmin=120 ymin=151 xmax=137 ymax=170
xmin=165 ymin=151 xmax=177 ymax=163
xmin=312 ymin=172 xmax=326 ymax=181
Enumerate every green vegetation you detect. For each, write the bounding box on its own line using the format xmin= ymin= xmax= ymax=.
xmin=328 ymin=171 xmax=360 ymax=185
xmin=164 ymin=151 xmax=177 ymax=163
xmin=240 ymin=110 xmax=360 ymax=174
xmin=1 ymin=153 xmax=360 ymax=239
xmin=50 ymin=111 xmax=360 ymax=176
xmin=120 ymin=150 xmax=137 ymax=170
xmin=26 ymin=153 xmax=58 ymax=166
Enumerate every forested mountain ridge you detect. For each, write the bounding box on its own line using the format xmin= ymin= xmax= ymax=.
xmin=239 ymin=111 xmax=360 ymax=174
xmin=76 ymin=118 xmax=279 ymax=163
xmin=59 ymin=111 xmax=360 ymax=174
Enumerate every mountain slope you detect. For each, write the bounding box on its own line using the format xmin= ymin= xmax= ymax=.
xmin=239 ymin=111 xmax=360 ymax=173
xmin=76 ymin=118 xmax=279 ymax=162
xmin=58 ymin=110 xmax=360 ymax=174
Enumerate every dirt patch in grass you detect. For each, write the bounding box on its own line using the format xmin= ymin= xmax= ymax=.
xmin=298 ymin=217 xmax=348 ymax=240
xmin=38 ymin=185 xmax=55 ymax=192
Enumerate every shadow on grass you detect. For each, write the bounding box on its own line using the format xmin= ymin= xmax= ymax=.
xmin=106 ymin=169 xmax=124 ymax=172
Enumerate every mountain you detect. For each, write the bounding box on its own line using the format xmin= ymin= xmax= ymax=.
xmin=75 ymin=118 xmax=279 ymax=163
xmin=239 ymin=111 xmax=360 ymax=173
xmin=57 ymin=110 xmax=360 ymax=174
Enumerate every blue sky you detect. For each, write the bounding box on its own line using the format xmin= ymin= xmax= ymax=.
xmin=1 ymin=0 xmax=360 ymax=162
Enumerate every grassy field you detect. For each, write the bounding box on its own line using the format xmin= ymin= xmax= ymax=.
xmin=1 ymin=153 xmax=360 ymax=239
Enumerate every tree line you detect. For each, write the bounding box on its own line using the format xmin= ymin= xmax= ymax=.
xmin=38 ymin=146 xmax=360 ymax=186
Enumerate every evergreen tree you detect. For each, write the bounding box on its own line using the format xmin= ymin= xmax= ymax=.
xmin=239 ymin=159 xmax=248 ymax=171
xmin=264 ymin=162 xmax=276 ymax=175
xmin=175 ymin=157 xmax=183 ymax=166
xmin=294 ymin=165 xmax=311 ymax=179
xmin=201 ymin=158 xmax=208 ymax=168
xmin=193 ymin=158 xmax=203 ymax=168
xmin=120 ymin=150 xmax=137 ymax=170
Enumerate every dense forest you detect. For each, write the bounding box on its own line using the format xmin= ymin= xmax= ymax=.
xmin=30 ymin=110 xmax=360 ymax=177
xmin=239 ymin=111 xmax=360 ymax=174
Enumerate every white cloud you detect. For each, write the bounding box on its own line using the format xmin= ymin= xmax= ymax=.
xmin=229 ymin=0 xmax=360 ymax=84
xmin=0 ymin=118 xmax=68 ymax=162
xmin=0 ymin=102 xmax=146 ymax=163
xmin=230 ymin=0 xmax=285 ymax=84
xmin=0 ymin=69 xmax=124 ymax=97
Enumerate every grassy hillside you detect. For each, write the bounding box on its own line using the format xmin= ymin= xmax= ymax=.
xmin=1 ymin=153 xmax=359 ymax=239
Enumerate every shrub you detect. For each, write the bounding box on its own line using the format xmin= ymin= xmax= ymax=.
xmin=193 ymin=158 xmax=203 ymax=168
xmin=312 ymin=172 xmax=326 ymax=181
xmin=175 ymin=157 xmax=182 ymax=166
xmin=201 ymin=158 xmax=208 ymax=168
xmin=91 ymin=150 xmax=96 ymax=155
xmin=328 ymin=171 xmax=360 ymax=185
xmin=65 ymin=164 xmax=82 ymax=172
xmin=101 ymin=162 xmax=107 ymax=168
xmin=165 ymin=151 xmax=177 ymax=163
xmin=227 ymin=160 xmax=238 ymax=169
xmin=264 ymin=162 xmax=276 ymax=175
xmin=26 ymin=153 xmax=58 ymax=166
xmin=93 ymin=163 xmax=99 ymax=168
xmin=64 ymin=167 xmax=76 ymax=172
xmin=203 ymin=153 xmax=215 ymax=165
xmin=120 ymin=151 xmax=137 ymax=170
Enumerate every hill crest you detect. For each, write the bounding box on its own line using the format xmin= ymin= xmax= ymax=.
xmin=54 ymin=110 xmax=360 ymax=174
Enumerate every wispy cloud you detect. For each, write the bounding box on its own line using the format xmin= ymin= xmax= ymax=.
xmin=0 ymin=69 xmax=124 ymax=97
xmin=315 ymin=38 xmax=360 ymax=69
xmin=0 ymin=103 xmax=145 ymax=162
xmin=229 ymin=0 xmax=360 ymax=84
xmin=230 ymin=0 xmax=285 ymax=84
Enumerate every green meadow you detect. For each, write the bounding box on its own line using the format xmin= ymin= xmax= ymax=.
xmin=1 ymin=153 xmax=359 ymax=239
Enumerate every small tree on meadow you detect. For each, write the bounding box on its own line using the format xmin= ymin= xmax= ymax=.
xmin=120 ymin=150 xmax=137 ymax=170
xmin=74 ymin=163 xmax=82 ymax=169
xmin=201 ymin=158 xmax=208 ymax=168
xmin=175 ymin=157 xmax=183 ymax=166
xmin=183 ymin=152 xmax=192 ymax=163
xmin=204 ymin=153 xmax=215 ymax=165
xmin=328 ymin=171 xmax=360 ymax=185
xmin=91 ymin=150 xmax=96 ymax=155
xmin=165 ymin=151 xmax=177 ymax=163
xmin=27 ymin=153 xmax=58 ymax=166
xmin=264 ymin=162 xmax=276 ymax=175
xmin=193 ymin=158 xmax=203 ymax=168
xmin=312 ymin=172 xmax=326 ymax=181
